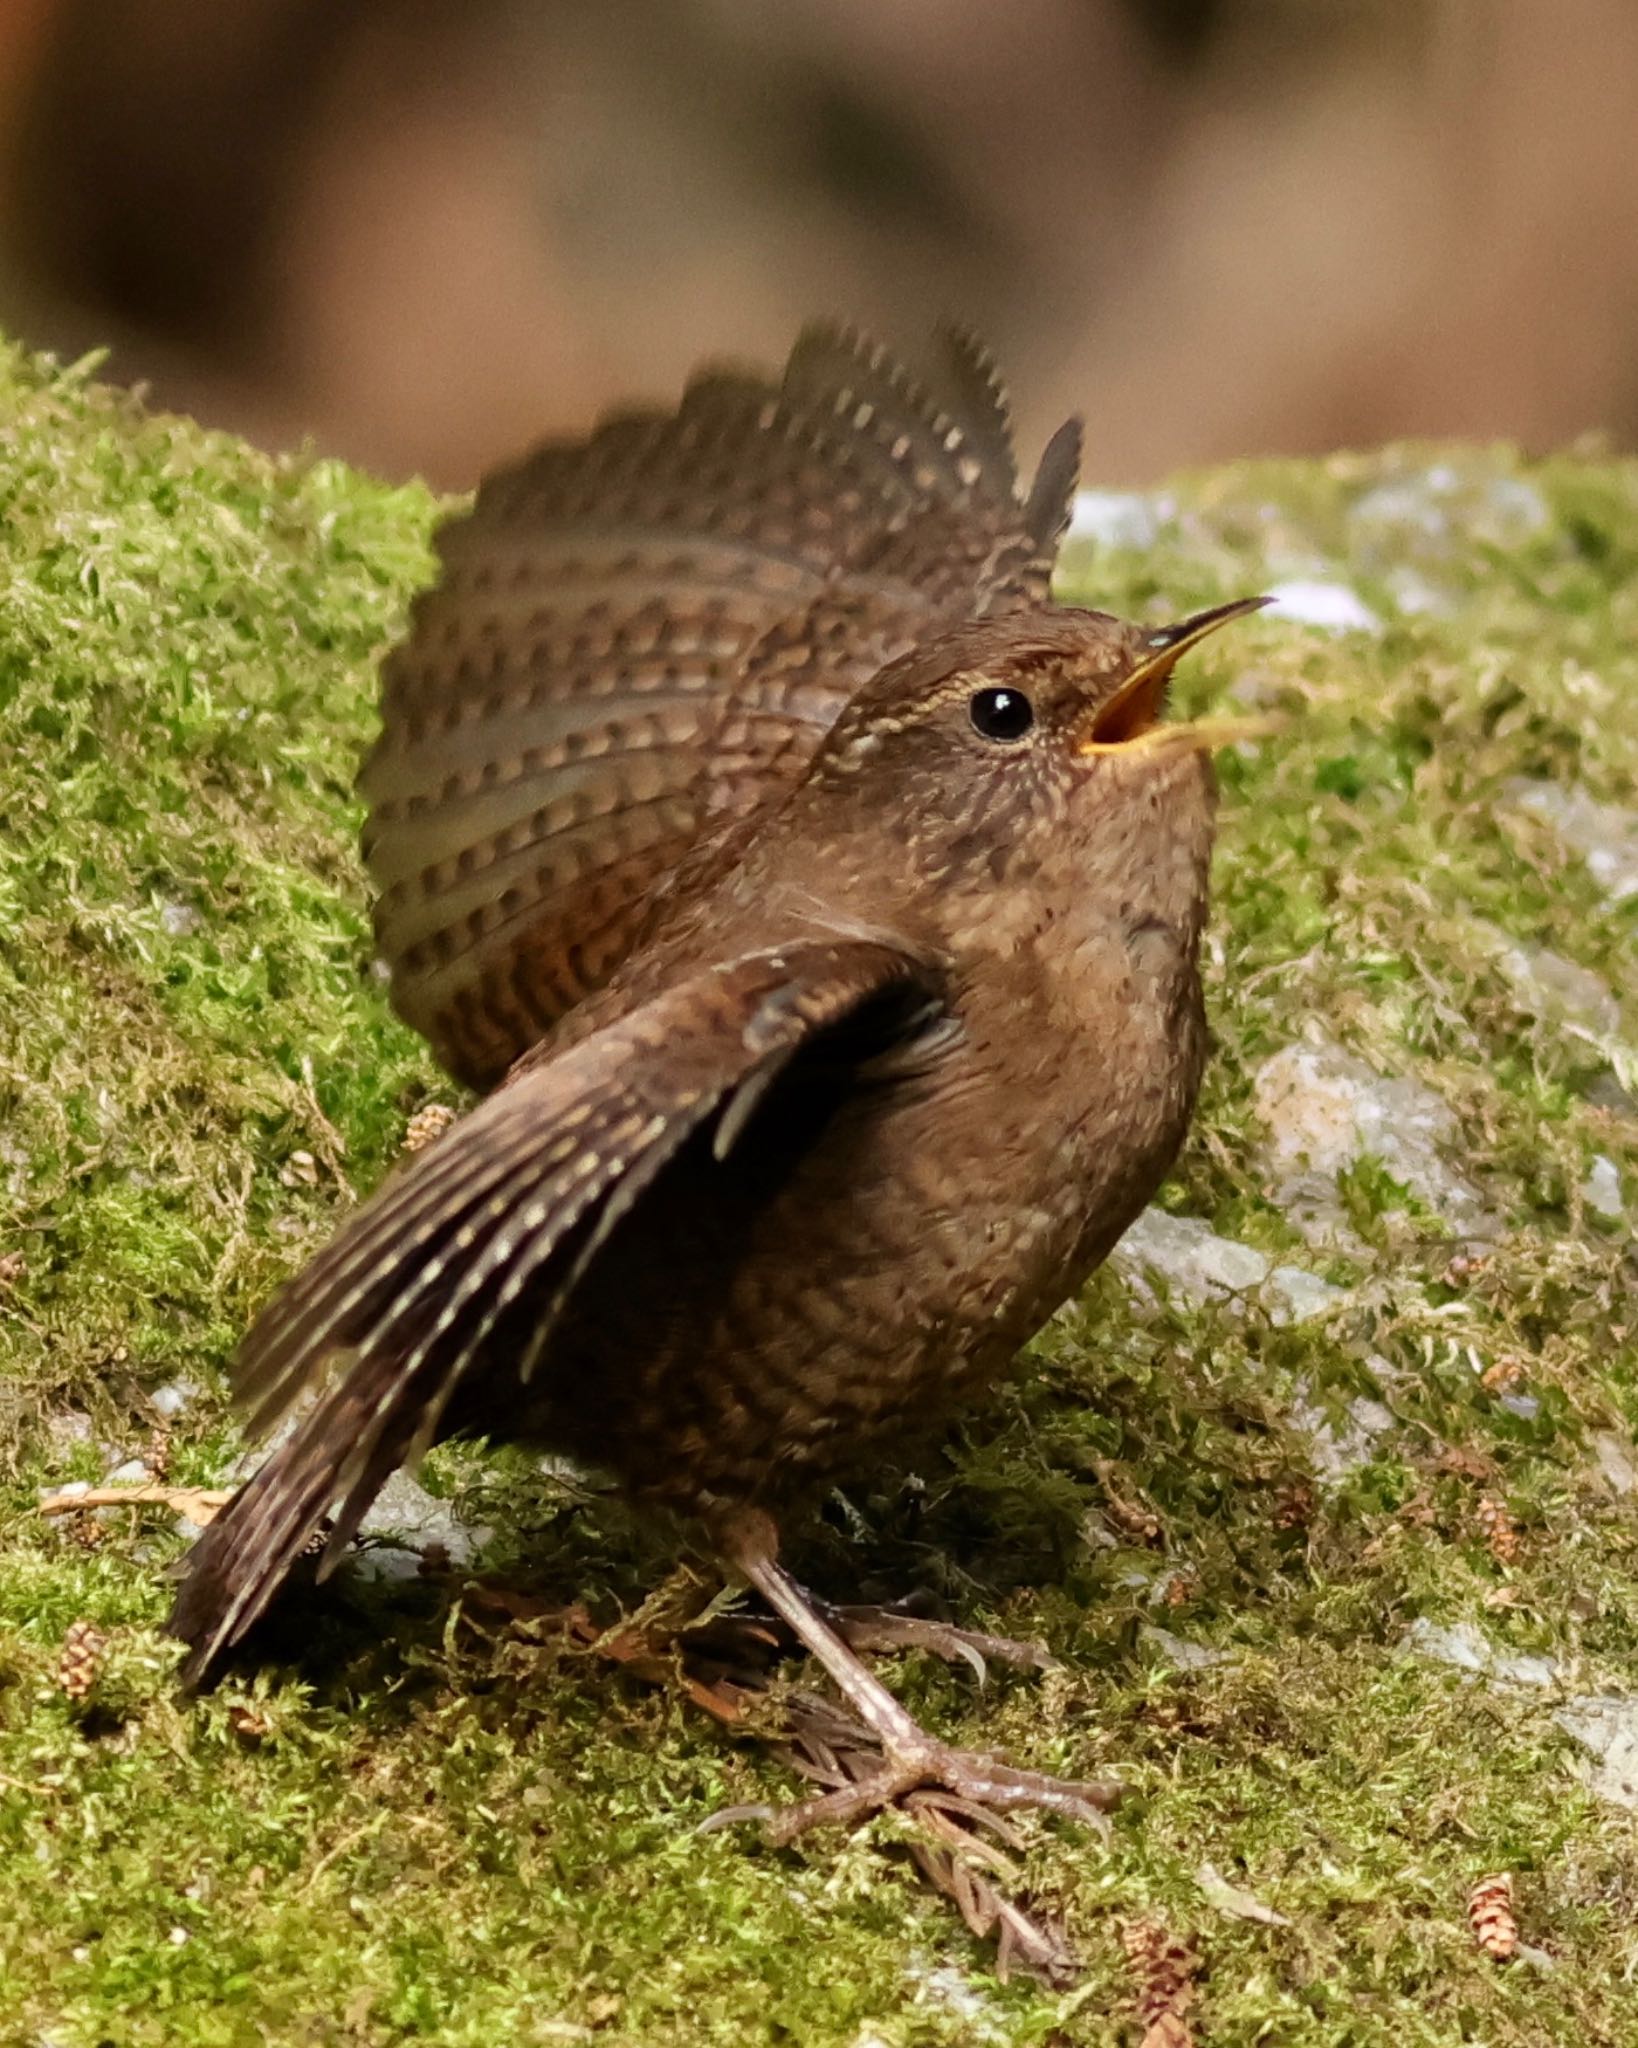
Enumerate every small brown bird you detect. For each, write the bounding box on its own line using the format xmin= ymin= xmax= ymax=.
xmin=171 ymin=324 xmax=1262 ymax=1836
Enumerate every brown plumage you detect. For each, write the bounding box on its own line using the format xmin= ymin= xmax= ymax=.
xmin=171 ymin=322 xmax=1262 ymax=1836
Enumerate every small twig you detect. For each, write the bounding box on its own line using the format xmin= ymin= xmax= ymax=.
xmin=297 ymin=1814 xmax=388 ymax=1898
xmin=297 ymin=1053 xmax=354 ymax=1195
xmin=38 ymin=1484 xmax=233 ymax=1524
xmin=0 ymin=1771 xmax=61 ymax=1799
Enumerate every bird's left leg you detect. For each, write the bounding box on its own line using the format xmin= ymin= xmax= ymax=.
xmin=717 ymin=1511 xmax=1120 ymax=1846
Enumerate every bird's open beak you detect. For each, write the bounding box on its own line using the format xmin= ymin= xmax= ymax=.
xmin=1076 ymin=595 xmax=1271 ymax=756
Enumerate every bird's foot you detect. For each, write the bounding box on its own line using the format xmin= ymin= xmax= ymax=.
xmin=755 ymin=1726 xmax=1119 ymax=1847
xmin=823 ymin=1596 xmax=1059 ymax=1683
xmin=712 ymin=1511 xmax=1119 ymax=1848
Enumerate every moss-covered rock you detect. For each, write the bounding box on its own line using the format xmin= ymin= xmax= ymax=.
xmin=1 ymin=341 xmax=1635 ymax=2046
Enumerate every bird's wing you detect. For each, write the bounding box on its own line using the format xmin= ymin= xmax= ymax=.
xmin=169 ymin=937 xmax=947 ymax=1681
xmin=361 ymin=322 xmax=1079 ymax=1087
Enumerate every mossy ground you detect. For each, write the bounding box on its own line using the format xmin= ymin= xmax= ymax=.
xmin=1 ymin=342 xmax=1635 ymax=2046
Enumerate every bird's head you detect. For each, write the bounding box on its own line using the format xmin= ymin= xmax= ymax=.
xmin=782 ymin=600 xmax=1267 ymax=952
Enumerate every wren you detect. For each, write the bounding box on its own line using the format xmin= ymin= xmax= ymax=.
xmin=171 ymin=324 xmax=1264 ymax=1837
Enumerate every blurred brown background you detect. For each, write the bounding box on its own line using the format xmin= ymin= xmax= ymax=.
xmin=2 ymin=0 xmax=1636 ymax=489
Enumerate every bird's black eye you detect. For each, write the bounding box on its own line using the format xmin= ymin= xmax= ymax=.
xmin=968 ymin=687 xmax=1034 ymax=743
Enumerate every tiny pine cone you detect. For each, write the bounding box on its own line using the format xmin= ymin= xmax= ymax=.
xmin=1476 ymin=1496 xmax=1521 ymax=1563
xmin=1467 ymin=1871 xmax=1518 ymax=1960
xmin=1095 ymin=1464 xmax=1164 ymax=1546
xmin=1107 ymin=1502 xmax=1163 ymax=1545
xmin=1434 ymin=1445 xmax=1494 ymax=1482
xmin=1138 ymin=2015 xmax=1194 ymax=2048
xmin=1272 ymin=1478 xmax=1316 ymax=1531
xmin=403 ymin=1103 xmax=457 ymax=1153
xmin=1121 ymin=1916 xmax=1197 ymax=2028
xmin=58 ymin=1620 xmax=107 ymax=1700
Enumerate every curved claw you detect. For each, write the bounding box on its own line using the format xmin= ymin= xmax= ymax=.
xmin=695 ymin=1801 xmax=777 ymax=1837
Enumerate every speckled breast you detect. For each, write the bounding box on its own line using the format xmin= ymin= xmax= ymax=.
xmin=454 ymin=930 xmax=1208 ymax=1520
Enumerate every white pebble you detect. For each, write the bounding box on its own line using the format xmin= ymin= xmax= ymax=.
xmin=1116 ymin=1208 xmax=1348 ymax=1326
xmin=1140 ymin=1624 xmax=1230 ymax=1672
xmin=1584 ymin=1155 xmax=1625 ymax=1219
xmin=1264 ymin=580 xmax=1381 ymax=632
xmin=1502 ymin=779 xmax=1638 ymax=905
xmin=1385 ymin=568 xmax=1451 ymax=616
xmin=1066 ymin=489 xmax=1166 ymax=550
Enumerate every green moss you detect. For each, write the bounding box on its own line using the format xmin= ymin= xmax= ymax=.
xmin=2 ymin=343 xmax=1636 ymax=2043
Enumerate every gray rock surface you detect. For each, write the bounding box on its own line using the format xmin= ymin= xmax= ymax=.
xmin=1403 ymin=1618 xmax=1560 ymax=1691
xmin=1502 ymin=778 xmax=1638 ymax=905
xmin=355 ymin=1468 xmax=494 ymax=1581
xmin=1288 ymin=1386 xmax=1396 ymax=1483
xmin=1554 ymin=1696 xmax=1638 ymax=1812
xmin=1140 ymin=1624 xmax=1229 ymax=1672
xmin=1474 ymin=928 xmax=1624 ymax=1040
xmin=1253 ymin=1031 xmax=1497 ymax=1245
xmin=1116 ymin=1207 xmax=1347 ymax=1325
xmin=1591 ymin=1431 xmax=1638 ymax=1496
xmin=1348 ymin=465 xmax=1551 ymax=555
xmin=1582 ymin=1154 xmax=1625 ymax=1219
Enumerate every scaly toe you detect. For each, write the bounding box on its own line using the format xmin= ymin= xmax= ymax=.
xmin=758 ymin=1735 xmax=1120 ymax=1846
xmin=826 ymin=1601 xmax=1060 ymax=1681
